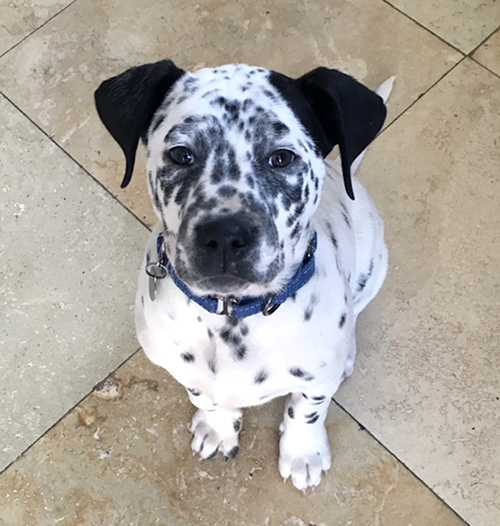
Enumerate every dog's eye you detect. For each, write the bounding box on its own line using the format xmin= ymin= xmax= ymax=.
xmin=268 ymin=149 xmax=295 ymax=168
xmin=169 ymin=146 xmax=195 ymax=166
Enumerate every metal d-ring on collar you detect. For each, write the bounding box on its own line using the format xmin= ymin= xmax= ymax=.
xmin=145 ymin=232 xmax=318 ymax=318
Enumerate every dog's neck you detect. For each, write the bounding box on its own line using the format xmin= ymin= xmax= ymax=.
xmin=146 ymin=233 xmax=318 ymax=319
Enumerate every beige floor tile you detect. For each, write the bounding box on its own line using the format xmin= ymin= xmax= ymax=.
xmin=0 ymin=0 xmax=73 ymax=56
xmin=0 ymin=94 xmax=147 ymax=472
xmin=335 ymin=58 xmax=500 ymax=526
xmin=473 ymin=29 xmax=500 ymax=76
xmin=0 ymin=0 xmax=460 ymax=227
xmin=0 ymin=351 xmax=465 ymax=526
xmin=387 ymin=0 xmax=500 ymax=54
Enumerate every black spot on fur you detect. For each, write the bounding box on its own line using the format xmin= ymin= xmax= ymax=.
xmin=187 ymin=387 xmax=201 ymax=396
xmin=181 ymin=352 xmax=195 ymax=363
xmin=356 ymin=259 xmax=374 ymax=293
xmin=304 ymin=294 xmax=319 ymax=322
xmin=271 ymin=120 xmax=289 ymax=135
xmin=291 ymin=223 xmax=301 ymax=240
xmin=290 ymin=367 xmax=315 ymax=381
xmin=224 ymin=445 xmax=240 ymax=461
xmin=208 ymin=358 xmax=217 ymax=374
xmin=220 ymin=327 xmax=242 ymax=346
xmin=206 ymin=447 xmax=219 ymax=460
xmin=235 ymin=346 xmax=247 ymax=360
xmin=312 ymin=395 xmax=326 ymax=405
xmin=233 ymin=419 xmax=242 ymax=432
xmin=219 ymin=324 xmax=248 ymax=360
xmin=341 ymin=212 xmax=351 ymax=228
xmin=306 ymin=413 xmax=320 ymax=424
xmin=218 ymin=185 xmax=237 ymax=197
xmin=226 ymin=316 xmax=239 ymax=327
xmin=330 ymin=231 xmax=338 ymax=249
xmin=339 ymin=202 xmax=352 ymax=228
xmin=254 ymin=369 xmax=269 ymax=384
xmin=288 ymin=406 xmax=295 ymax=419
xmin=338 ymin=313 xmax=347 ymax=329
xmin=357 ymin=278 xmax=367 ymax=292
xmin=151 ymin=115 xmax=165 ymax=134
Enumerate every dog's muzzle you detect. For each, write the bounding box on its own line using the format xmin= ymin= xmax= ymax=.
xmin=194 ymin=214 xmax=259 ymax=288
xmin=175 ymin=211 xmax=279 ymax=294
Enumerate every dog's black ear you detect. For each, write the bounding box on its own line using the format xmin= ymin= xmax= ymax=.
xmin=95 ymin=60 xmax=185 ymax=188
xmin=270 ymin=68 xmax=386 ymax=199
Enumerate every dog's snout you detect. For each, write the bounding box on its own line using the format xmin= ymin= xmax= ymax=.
xmin=195 ymin=216 xmax=259 ymax=273
xmin=197 ymin=217 xmax=257 ymax=255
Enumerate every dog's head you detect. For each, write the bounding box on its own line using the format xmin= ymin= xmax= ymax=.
xmin=95 ymin=60 xmax=385 ymax=297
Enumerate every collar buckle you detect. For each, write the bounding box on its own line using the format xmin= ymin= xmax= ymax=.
xmin=214 ymin=295 xmax=240 ymax=316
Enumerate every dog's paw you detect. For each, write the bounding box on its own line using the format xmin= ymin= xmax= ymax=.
xmin=278 ymin=424 xmax=331 ymax=491
xmin=190 ymin=408 xmax=242 ymax=461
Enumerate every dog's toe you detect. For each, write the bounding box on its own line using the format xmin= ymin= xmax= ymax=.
xmin=279 ymin=424 xmax=331 ymax=491
xmin=190 ymin=408 xmax=242 ymax=461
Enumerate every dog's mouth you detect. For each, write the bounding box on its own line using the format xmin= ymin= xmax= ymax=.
xmin=192 ymin=275 xmax=252 ymax=296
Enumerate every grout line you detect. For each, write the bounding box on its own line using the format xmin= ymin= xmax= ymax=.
xmin=0 ymin=0 xmax=79 ymax=61
xmin=469 ymin=57 xmax=500 ymax=81
xmin=0 ymin=347 xmax=143 ymax=477
xmin=468 ymin=26 xmax=499 ymax=56
xmin=332 ymin=398 xmax=472 ymax=526
xmin=0 ymin=6 xmax=495 ymax=517
xmin=381 ymin=0 xmax=467 ymax=56
xmin=0 ymin=91 xmax=153 ymax=234
xmin=376 ymin=56 xmax=467 ymax=136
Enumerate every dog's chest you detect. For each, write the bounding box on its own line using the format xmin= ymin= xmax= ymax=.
xmin=137 ymin=272 xmax=350 ymax=408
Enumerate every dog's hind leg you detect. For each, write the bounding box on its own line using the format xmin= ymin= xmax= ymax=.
xmin=342 ymin=333 xmax=357 ymax=380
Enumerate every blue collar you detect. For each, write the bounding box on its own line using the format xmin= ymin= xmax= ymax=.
xmin=147 ymin=232 xmax=317 ymax=318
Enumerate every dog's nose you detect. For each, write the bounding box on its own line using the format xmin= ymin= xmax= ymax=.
xmin=195 ymin=216 xmax=258 ymax=273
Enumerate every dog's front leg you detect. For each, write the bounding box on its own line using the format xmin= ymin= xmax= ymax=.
xmin=279 ymin=382 xmax=339 ymax=491
xmin=190 ymin=406 xmax=243 ymax=461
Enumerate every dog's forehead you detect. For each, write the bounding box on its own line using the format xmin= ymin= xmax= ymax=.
xmin=165 ymin=64 xmax=298 ymax=126
xmin=180 ymin=64 xmax=271 ymax=98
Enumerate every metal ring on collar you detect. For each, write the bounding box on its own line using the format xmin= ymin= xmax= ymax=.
xmin=262 ymin=294 xmax=280 ymax=316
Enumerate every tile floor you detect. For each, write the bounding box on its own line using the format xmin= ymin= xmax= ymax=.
xmin=0 ymin=1 xmax=498 ymax=525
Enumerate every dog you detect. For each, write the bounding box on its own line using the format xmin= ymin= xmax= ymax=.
xmin=95 ymin=60 xmax=394 ymax=490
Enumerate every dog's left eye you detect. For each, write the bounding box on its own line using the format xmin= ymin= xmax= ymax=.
xmin=169 ymin=146 xmax=195 ymax=166
xmin=268 ymin=149 xmax=295 ymax=169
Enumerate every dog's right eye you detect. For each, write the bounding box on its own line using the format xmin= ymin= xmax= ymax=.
xmin=169 ymin=146 xmax=195 ymax=166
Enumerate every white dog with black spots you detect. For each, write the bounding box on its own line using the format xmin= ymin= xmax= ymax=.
xmin=95 ymin=60 xmax=394 ymax=491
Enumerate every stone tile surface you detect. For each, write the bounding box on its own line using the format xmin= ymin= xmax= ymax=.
xmin=0 ymin=0 xmax=74 ymax=56
xmin=336 ymin=58 xmax=500 ymax=526
xmin=387 ymin=0 xmax=500 ymax=54
xmin=1 ymin=1 xmax=499 ymax=525
xmin=0 ymin=94 xmax=147 ymax=472
xmin=0 ymin=352 xmax=466 ymax=526
xmin=0 ymin=0 xmax=460 ymax=227
xmin=473 ymin=29 xmax=500 ymax=76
